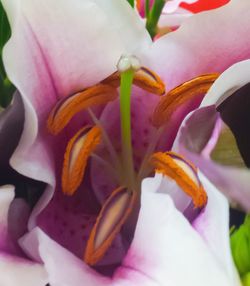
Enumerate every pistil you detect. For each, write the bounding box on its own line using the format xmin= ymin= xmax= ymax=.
xmin=118 ymin=55 xmax=141 ymax=191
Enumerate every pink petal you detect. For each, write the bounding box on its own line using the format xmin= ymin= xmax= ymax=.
xmin=0 ymin=254 xmax=48 ymax=286
xmin=20 ymin=227 xmax=111 ymax=286
xmin=193 ymin=172 xmax=240 ymax=285
xmin=143 ymin=173 xmax=191 ymax=213
xmin=114 ymin=177 xmax=238 ymax=286
xmin=91 ymin=0 xmax=151 ymax=53
xmin=0 ymin=185 xmax=16 ymax=252
xmin=36 ymin=181 xmax=126 ymax=266
xmin=144 ymin=0 xmax=250 ymax=91
xmin=0 ymin=185 xmax=48 ymax=286
xmin=158 ymin=7 xmax=193 ymax=29
xmin=8 ymin=198 xmax=30 ymax=251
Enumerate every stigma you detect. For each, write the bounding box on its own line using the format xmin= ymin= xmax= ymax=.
xmin=117 ymin=55 xmax=141 ymax=72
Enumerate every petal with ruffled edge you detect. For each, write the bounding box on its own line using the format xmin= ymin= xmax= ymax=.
xmin=174 ymin=60 xmax=250 ymax=211
xmin=0 ymin=185 xmax=48 ymax=286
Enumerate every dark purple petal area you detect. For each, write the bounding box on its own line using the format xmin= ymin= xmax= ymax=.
xmin=0 ymin=92 xmax=24 ymax=172
xmin=217 ymin=83 xmax=250 ymax=167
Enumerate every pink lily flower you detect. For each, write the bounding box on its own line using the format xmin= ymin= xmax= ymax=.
xmin=1 ymin=0 xmax=250 ymax=285
xmin=174 ymin=59 xmax=250 ymax=212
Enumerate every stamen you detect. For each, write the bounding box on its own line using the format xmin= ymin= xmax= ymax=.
xmin=87 ymin=108 xmax=122 ymax=176
xmin=151 ymin=152 xmax=207 ymax=208
xmin=47 ymin=84 xmax=118 ymax=135
xmin=133 ymin=67 xmax=165 ymax=95
xmin=84 ymin=187 xmax=136 ymax=265
xmin=152 ymin=73 xmax=220 ymax=127
xmin=102 ymin=67 xmax=165 ymax=95
xmin=62 ymin=126 xmax=101 ymax=196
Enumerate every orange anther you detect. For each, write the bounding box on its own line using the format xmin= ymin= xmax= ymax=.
xmin=62 ymin=126 xmax=101 ymax=196
xmin=152 ymin=73 xmax=219 ymax=128
xmin=151 ymin=151 xmax=207 ymax=208
xmin=47 ymin=84 xmax=118 ymax=135
xmin=84 ymin=187 xmax=136 ymax=266
xmin=102 ymin=67 xmax=165 ymax=95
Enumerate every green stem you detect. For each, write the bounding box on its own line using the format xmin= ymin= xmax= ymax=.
xmin=146 ymin=0 xmax=165 ymax=38
xmin=145 ymin=0 xmax=150 ymax=18
xmin=127 ymin=0 xmax=134 ymax=8
xmin=120 ymin=70 xmax=135 ymax=190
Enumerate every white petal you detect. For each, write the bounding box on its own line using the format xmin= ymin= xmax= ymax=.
xmin=116 ymin=178 xmax=237 ymax=286
xmin=20 ymin=228 xmax=110 ymax=286
xmin=201 ymin=60 xmax=250 ymax=107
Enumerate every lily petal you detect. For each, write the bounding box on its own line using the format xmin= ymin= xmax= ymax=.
xmin=20 ymin=227 xmax=110 ymax=286
xmin=158 ymin=7 xmax=193 ymax=31
xmin=174 ymin=60 xmax=250 ymax=211
xmin=164 ymin=0 xmax=197 ymax=13
xmin=114 ymin=175 xmax=239 ymax=286
xmin=0 ymin=185 xmax=48 ymax=286
xmin=193 ymin=172 xmax=240 ymax=285
xmin=201 ymin=60 xmax=250 ymax=108
xmin=91 ymin=0 xmax=151 ymax=53
xmin=145 ymin=0 xmax=250 ymax=91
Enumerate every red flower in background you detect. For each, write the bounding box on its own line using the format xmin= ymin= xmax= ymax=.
xmin=181 ymin=0 xmax=230 ymax=13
